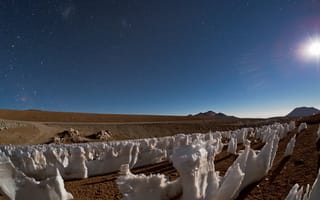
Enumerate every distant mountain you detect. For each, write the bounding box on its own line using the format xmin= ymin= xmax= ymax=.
xmin=287 ymin=107 xmax=320 ymax=117
xmin=215 ymin=112 xmax=228 ymax=117
xmin=195 ymin=111 xmax=217 ymax=117
xmin=190 ymin=111 xmax=227 ymax=117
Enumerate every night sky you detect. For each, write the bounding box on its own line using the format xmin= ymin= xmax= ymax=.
xmin=1 ymin=0 xmax=320 ymax=117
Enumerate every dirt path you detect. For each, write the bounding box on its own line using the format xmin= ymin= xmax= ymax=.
xmin=0 ymin=120 xmax=62 ymax=145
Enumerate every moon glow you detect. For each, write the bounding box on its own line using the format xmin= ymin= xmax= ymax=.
xmin=301 ymin=37 xmax=320 ymax=61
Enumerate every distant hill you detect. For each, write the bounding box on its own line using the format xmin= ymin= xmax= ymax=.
xmin=0 ymin=109 xmax=203 ymax=123
xmin=287 ymin=107 xmax=320 ymax=117
xmin=190 ymin=111 xmax=228 ymax=118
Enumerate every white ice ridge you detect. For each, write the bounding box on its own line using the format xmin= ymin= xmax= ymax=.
xmin=0 ymin=153 xmax=73 ymax=200
xmin=227 ymin=134 xmax=237 ymax=155
xmin=284 ymin=134 xmax=296 ymax=157
xmin=236 ymin=133 xmax=279 ymax=193
xmin=117 ymin=131 xmax=280 ymax=200
xmin=254 ymin=122 xmax=291 ymax=142
xmin=298 ymin=122 xmax=308 ymax=133
xmin=289 ymin=121 xmax=296 ymax=131
xmin=117 ymin=164 xmax=182 ymax=200
xmin=286 ymin=168 xmax=320 ymax=200
xmin=0 ymin=121 xmax=293 ymax=181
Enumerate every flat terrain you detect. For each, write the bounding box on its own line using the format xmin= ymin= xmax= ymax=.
xmin=0 ymin=109 xmax=231 ymax=123
xmin=0 ymin=109 xmax=272 ymax=145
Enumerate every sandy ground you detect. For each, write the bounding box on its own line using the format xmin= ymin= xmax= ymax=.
xmin=0 ymin=119 xmax=62 ymax=145
xmin=0 ymin=119 xmax=245 ymax=145
xmin=0 ymin=109 xmax=275 ymax=145
xmin=0 ymin=119 xmax=281 ymax=145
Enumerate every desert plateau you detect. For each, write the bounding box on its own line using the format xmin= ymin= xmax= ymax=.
xmin=1 ymin=109 xmax=320 ymax=200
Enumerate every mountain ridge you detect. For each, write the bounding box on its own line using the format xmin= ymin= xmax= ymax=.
xmin=287 ymin=106 xmax=320 ymax=117
xmin=189 ymin=110 xmax=228 ymax=117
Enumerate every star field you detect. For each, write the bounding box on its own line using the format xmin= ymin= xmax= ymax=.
xmin=1 ymin=0 xmax=320 ymax=117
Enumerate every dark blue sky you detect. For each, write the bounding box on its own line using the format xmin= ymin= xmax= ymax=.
xmin=1 ymin=0 xmax=320 ymax=117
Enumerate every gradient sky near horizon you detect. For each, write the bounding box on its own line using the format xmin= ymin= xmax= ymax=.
xmin=1 ymin=0 xmax=320 ymax=118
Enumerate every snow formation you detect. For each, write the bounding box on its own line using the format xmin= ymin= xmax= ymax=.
xmin=117 ymin=126 xmax=282 ymax=200
xmin=117 ymin=164 xmax=182 ymax=200
xmin=227 ymin=134 xmax=237 ymax=155
xmin=286 ymin=168 xmax=320 ymax=200
xmin=298 ymin=123 xmax=307 ymax=133
xmin=284 ymin=134 xmax=296 ymax=157
xmin=289 ymin=121 xmax=296 ymax=131
xmin=0 ymin=153 xmax=73 ymax=200
xmin=236 ymin=133 xmax=279 ymax=192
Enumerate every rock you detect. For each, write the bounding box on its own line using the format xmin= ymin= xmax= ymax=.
xmin=88 ymin=130 xmax=112 ymax=141
xmin=96 ymin=130 xmax=112 ymax=140
xmin=53 ymin=129 xmax=88 ymax=144
xmin=53 ymin=136 xmax=62 ymax=144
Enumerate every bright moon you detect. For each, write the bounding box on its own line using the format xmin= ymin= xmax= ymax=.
xmin=300 ymin=37 xmax=320 ymax=61
xmin=306 ymin=39 xmax=320 ymax=57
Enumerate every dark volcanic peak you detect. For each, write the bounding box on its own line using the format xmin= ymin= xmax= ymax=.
xmin=287 ymin=106 xmax=320 ymax=117
xmin=215 ymin=112 xmax=227 ymax=117
xmin=195 ymin=111 xmax=216 ymax=117
xmin=191 ymin=111 xmax=227 ymax=117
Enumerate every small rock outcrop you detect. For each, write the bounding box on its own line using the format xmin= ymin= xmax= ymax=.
xmin=53 ymin=128 xmax=89 ymax=144
xmin=88 ymin=130 xmax=112 ymax=141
